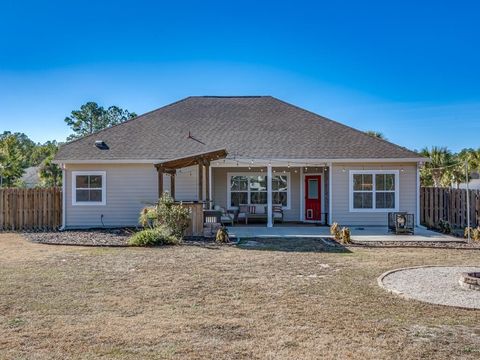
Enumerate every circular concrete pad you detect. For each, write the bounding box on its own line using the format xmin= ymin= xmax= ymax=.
xmin=379 ymin=266 xmax=480 ymax=309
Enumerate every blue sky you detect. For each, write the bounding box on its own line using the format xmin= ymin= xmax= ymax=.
xmin=0 ymin=0 xmax=479 ymax=152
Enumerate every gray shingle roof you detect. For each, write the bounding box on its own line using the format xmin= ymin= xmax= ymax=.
xmin=55 ymin=96 xmax=422 ymax=162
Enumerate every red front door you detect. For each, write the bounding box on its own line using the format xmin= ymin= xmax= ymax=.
xmin=305 ymin=175 xmax=322 ymax=221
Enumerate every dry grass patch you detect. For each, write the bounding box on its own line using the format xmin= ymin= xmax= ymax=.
xmin=0 ymin=233 xmax=479 ymax=359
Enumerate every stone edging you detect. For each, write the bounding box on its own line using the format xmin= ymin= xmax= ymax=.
xmin=459 ymin=272 xmax=480 ymax=291
xmin=377 ymin=265 xmax=480 ymax=311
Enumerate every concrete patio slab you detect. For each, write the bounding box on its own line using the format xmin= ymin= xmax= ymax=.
xmin=227 ymin=225 xmax=460 ymax=242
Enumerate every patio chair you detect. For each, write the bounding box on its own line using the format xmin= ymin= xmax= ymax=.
xmin=213 ymin=205 xmax=234 ymax=226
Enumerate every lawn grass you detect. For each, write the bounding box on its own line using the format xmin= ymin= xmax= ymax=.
xmin=0 ymin=233 xmax=479 ymax=359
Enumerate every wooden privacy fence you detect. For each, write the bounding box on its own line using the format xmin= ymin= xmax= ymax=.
xmin=0 ymin=188 xmax=62 ymax=231
xmin=420 ymin=187 xmax=480 ymax=229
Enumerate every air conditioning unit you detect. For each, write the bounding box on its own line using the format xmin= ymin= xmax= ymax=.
xmin=388 ymin=212 xmax=414 ymax=234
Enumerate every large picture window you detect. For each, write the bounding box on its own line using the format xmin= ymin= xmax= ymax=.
xmin=228 ymin=173 xmax=289 ymax=208
xmin=349 ymin=170 xmax=398 ymax=212
xmin=72 ymin=171 xmax=106 ymax=205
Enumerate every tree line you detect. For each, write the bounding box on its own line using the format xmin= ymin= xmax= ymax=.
xmin=0 ymin=105 xmax=477 ymax=188
xmin=365 ymin=131 xmax=479 ymax=187
xmin=0 ymin=102 xmax=136 ymax=187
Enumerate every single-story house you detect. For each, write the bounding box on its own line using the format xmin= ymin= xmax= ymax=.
xmin=54 ymin=96 xmax=426 ymax=230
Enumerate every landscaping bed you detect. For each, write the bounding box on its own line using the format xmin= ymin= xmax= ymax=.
xmin=23 ymin=228 xmax=134 ymax=247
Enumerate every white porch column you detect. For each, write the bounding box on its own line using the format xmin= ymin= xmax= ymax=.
xmin=267 ymin=164 xmax=273 ymax=227
xmin=299 ymin=166 xmax=304 ymax=222
xmin=416 ymin=163 xmax=421 ymax=227
xmin=328 ymin=162 xmax=333 ymax=225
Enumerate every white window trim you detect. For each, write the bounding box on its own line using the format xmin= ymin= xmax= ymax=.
xmin=227 ymin=172 xmax=291 ymax=210
xmin=349 ymin=170 xmax=399 ymax=212
xmin=72 ymin=171 xmax=106 ymax=206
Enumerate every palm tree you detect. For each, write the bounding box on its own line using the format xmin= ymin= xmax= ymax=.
xmin=420 ymin=147 xmax=455 ymax=187
xmin=458 ymin=148 xmax=480 ymax=173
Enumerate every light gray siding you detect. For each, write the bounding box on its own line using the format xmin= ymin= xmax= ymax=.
xmin=211 ymin=167 xmax=301 ymax=221
xmin=331 ymin=163 xmax=418 ymax=226
xmin=65 ymin=163 xmax=201 ymax=228
xmin=65 ymin=164 xmax=158 ymax=228
xmin=64 ymin=162 xmax=418 ymax=228
xmin=175 ymin=165 xmax=199 ymax=201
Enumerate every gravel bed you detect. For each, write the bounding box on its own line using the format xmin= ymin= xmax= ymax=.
xmin=352 ymin=240 xmax=480 ymax=249
xmin=380 ymin=266 xmax=480 ymax=309
xmin=23 ymin=229 xmax=134 ymax=246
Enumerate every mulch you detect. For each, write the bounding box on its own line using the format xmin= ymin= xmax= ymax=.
xmin=23 ymin=229 xmax=134 ymax=247
xmin=20 ymin=229 xmax=480 ymax=250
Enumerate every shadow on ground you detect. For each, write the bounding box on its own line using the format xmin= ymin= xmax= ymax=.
xmin=236 ymin=237 xmax=351 ymax=253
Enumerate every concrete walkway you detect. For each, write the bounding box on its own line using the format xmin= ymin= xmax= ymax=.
xmin=227 ymin=225 xmax=460 ymax=242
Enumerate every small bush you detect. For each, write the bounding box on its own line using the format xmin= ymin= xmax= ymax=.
xmin=138 ymin=206 xmax=158 ymax=228
xmin=438 ymin=219 xmax=451 ymax=234
xmin=340 ymin=227 xmax=352 ymax=244
xmin=156 ymin=193 xmax=190 ymax=239
xmin=215 ymin=226 xmax=230 ymax=243
xmin=330 ymin=222 xmax=341 ymax=241
xmin=128 ymin=226 xmax=179 ymax=247
xmin=465 ymin=226 xmax=480 ymax=242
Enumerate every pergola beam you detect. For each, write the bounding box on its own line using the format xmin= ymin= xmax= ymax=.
xmin=154 ymin=149 xmax=227 ymax=170
xmin=155 ymin=149 xmax=227 ymax=203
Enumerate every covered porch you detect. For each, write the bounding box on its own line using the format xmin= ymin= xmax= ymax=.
xmin=156 ymin=152 xmax=332 ymax=234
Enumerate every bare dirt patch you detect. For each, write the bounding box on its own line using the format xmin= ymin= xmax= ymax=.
xmin=1 ymin=233 xmax=480 ymax=359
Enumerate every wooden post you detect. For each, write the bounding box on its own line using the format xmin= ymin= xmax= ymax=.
xmin=170 ymin=172 xmax=176 ymax=200
xmin=198 ymin=162 xmax=203 ymax=202
xmin=157 ymin=168 xmax=164 ymax=198
xmin=205 ymin=161 xmax=210 ymax=208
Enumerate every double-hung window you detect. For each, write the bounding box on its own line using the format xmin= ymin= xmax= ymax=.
xmin=72 ymin=171 xmax=106 ymax=205
xmin=349 ymin=170 xmax=398 ymax=212
xmin=228 ymin=173 xmax=290 ymax=208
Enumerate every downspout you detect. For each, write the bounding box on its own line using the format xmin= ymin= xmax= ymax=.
xmin=60 ymin=164 xmax=66 ymax=230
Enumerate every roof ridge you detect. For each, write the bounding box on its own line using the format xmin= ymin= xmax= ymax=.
xmin=190 ymin=95 xmax=271 ymax=98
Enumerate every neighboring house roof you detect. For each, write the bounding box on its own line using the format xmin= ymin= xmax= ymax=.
xmin=458 ymin=178 xmax=480 ymax=190
xmin=20 ymin=166 xmax=41 ymax=188
xmin=55 ymin=96 xmax=423 ymax=162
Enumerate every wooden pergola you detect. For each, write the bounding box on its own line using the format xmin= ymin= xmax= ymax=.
xmin=154 ymin=149 xmax=228 ymax=204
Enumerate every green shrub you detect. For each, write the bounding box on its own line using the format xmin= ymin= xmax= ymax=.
xmin=128 ymin=226 xmax=179 ymax=247
xmin=138 ymin=206 xmax=158 ymax=228
xmin=438 ymin=219 xmax=451 ymax=234
xmin=156 ymin=193 xmax=190 ymax=239
xmin=137 ymin=193 xmax=191 ymax=240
